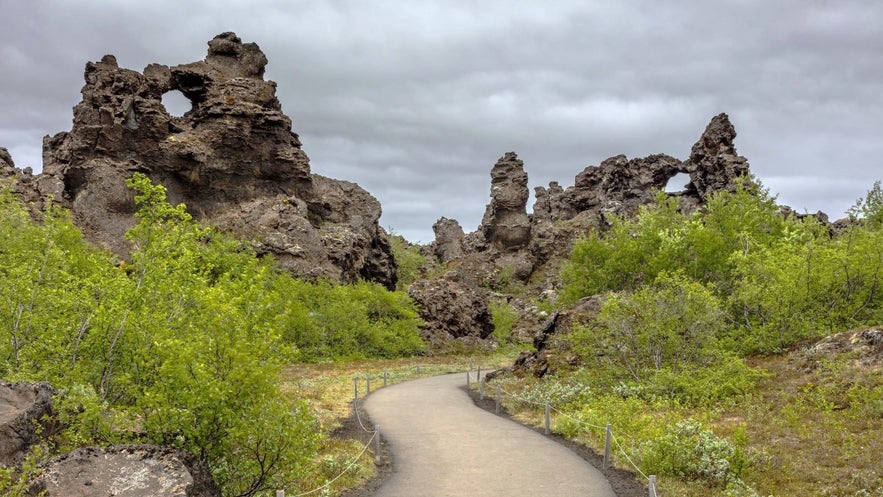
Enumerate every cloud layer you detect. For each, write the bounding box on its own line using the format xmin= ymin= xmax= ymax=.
xmin=2 ymin=1 xmax=881 ymax=242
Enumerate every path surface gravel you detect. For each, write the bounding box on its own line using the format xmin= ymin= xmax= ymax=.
xmin=362 ymin=373 xmax=617 ymax=497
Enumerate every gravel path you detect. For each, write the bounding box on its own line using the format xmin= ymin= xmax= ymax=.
xmin=362 ymin=373 xmax=617 ymax=497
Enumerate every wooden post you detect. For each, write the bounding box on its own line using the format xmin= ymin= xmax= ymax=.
xmin=477 ymin=366 xmax=481 ymax=381
xmin=375 ymin=426 xmax=382 ymax=465
xmin=479 ymin=379 xmax=485 ymax=400
xmin=649 ymin=475 xmax=657 ymax=497
xmin=544 ymin=402 xmax=551 ymax=435
xmin=495 ymin=385 xmax=501 ymax=414
xmin=366 ymin=374 xmax=371 ymax=394
xmin=466 ymin=370 xmax=471 ymax=387
xmin=383 ymin=370 xmax=388 ymax=387
xmin=604 ymin=424 xmax=612 ymax=468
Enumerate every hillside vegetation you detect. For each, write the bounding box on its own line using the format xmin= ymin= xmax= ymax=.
xmin=0 ymin=174 xmax=424 ymax=496
xmin=493 ymin=178 xmax=883 ymax=495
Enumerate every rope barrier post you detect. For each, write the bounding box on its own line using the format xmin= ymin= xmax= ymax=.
xmin=375 ymin=426 xmax=382 ymax=465
xmin=466 ymin=370 xmax=471 ymax=387
xmin=649 ymin=475 xmax=657 ymax=497
xmin=477 ymin=365 xmax=481 ymax=381
xmin=544 ymin=402 xmax=551 ymax=435
xmin=366 ymin=374 xmax=371 ymax=394
xmin=383 ymin=370 xmax=388 ymax=388
xmin=495 ymin=385 xmax=501 ymax=414
xmin=479 ymin=379 xmax=485 ymax=400
xmin=604 ymin=424 xmax=612 ymax=469
xmin=353 ymin=377 xmax=358 ymax=402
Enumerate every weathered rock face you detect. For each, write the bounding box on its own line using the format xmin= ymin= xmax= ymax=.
xmin=32 ymin=32 xmax=395 ymax=288
xmin=686 ymin=113 xmax=751 ymax=198
xmin=432 ymin=217 xmax=466 ymax=263
xmin=479 ymin=152 xmax=531 ymax=252
xmin=0 ymin=147 xmax=14 ymax=173
xmin=408 ymin=277 xmax=494 ymax=345
xmin=432 ymin=113 xmax=752 ymax=284
xmin=32 ymin=445 xmax=221 ymax=497
xmin=0 ymin=381 xmax=57 ymax=467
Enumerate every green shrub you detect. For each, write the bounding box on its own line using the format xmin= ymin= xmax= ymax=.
xmin=489 ymin=299 xmax=519 ymax=343
xmin=642 ymin=419 xmax=745 ymax=487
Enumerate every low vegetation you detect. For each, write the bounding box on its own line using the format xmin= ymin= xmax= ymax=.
xmin=3 ymin=171 xmax=882 ymax=496
xmin=0 ymin=175 xmax=424 ymax=496
xmin=490 ymin=178 xmax=883 ymax=495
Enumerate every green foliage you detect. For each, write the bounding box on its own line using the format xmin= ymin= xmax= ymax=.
xmin=0 ymin=176 xmax=426 ymax=495
xmin=612 ymin=357 xmax=767 ymax=406
xmin=563 ymin=178 xmax=883 ymax=355
xmin=274 ymin=278 xmax=425 ymax=361
xmin=489 ymin=299 xmax=519 ymax=343
xmin=0 ymin=445 xmax=47 ymax=497
xmin=848 ymin=180 xmax=883 ymax=226
xmin=642 ymin=419 xmax=746 ymax=488
xmin=388 ymin=232 xmax=429 ymax=290
xmin=563 ymin=193 xmax=690 ymax=301
xmin=574 ymin=272 xmax=724 ymax=380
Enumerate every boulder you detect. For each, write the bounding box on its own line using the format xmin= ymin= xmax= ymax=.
xmin=29 ymin=32 xmax=395 ymax=288
xmin=0 ymin=381 xmax=56 ymax=467
xmin=407 ymin=277 xmax=494 ymax=344
xmin=32 ymin=445 xmax=220 ymax=497
xmin=431 ymin=217 xmax=466 ymax=263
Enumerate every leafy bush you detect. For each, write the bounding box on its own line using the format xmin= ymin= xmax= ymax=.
xmin=642 ymin=419 xmax=746 ymax=487
xmin=573 ymin=272 xmax=724 ymax=380
xmin=489 ymin=299 xmax=519 ymax=343
xmin=0 ymin=176 xmax=427 ymax=495
xmin=388 ymin=232 xmax=429 ymax=290
xmin=611 ymin=357 xmax=766 ymax=406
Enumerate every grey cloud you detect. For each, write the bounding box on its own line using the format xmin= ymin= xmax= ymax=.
xmin=1 ymin=0 xmax=882 ymax=242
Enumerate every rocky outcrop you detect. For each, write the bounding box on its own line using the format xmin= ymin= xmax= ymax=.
xmin=432 ymin=217 xmax=466 ymax=263
xmin=408 ymin=277 xmax=494 ymax=345
xmin=0 ymin=381 xmax=57 ymax=466
xmin=478 ymin=152 xmax=531 ymax=252
xmin=0 ymin=147 xmax=14 ymax=174
xmin=25 ymin=32 xmax=394 ymax=288
xmin=432 ymin=113 xmax=752 ymax=285
xmin=32 ymin=445 xmax=220 ymax=497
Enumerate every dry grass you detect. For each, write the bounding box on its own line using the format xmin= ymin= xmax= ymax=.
xmin=733 ymin=350 xmax=883 ymax=496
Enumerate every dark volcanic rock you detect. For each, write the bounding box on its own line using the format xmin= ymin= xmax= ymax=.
xmin=432 ymin=217 xmax=466 ymax=263
xmin=686 ymin=112 xmax=751 ymax=199
xmin=434 ymin=113 xmax=755 ymax=285
xmin=479 ymin=152 xmax=531 ymax=251
xmin=30 ymin=32 xmax=395 ymax=288
xmin=408 ymin=277 xmax=494 ymax=344
xmin=0 ymin=147 xmax=15 ymax=173
xmin=0 ymin=381 xmax=56 ymax=467
xmin=32 ymin=445 xmax=220 ymax=497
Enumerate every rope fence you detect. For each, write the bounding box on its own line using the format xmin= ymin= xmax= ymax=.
xmin=474 ymin=367 xmax=660 ymax=496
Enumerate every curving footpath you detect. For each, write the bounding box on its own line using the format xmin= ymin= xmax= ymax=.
xmin=362 ymin=373 xmax=616 ymax=497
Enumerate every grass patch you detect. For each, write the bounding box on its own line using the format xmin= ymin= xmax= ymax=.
xmin=480 ymin=337 xmax=883 ymax=496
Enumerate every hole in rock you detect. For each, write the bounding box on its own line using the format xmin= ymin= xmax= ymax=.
xmin=664 ymin=172 xmax=692 ymax=193
xmin=162 ymin=90 xmax=192 ymax=117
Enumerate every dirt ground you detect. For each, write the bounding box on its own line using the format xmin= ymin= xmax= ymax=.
xmin=337 ymin=383 xmax=646 ymax=497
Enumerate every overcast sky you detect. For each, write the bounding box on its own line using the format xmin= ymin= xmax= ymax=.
xmin=1 ymin=1 xmax=881 ymax=242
